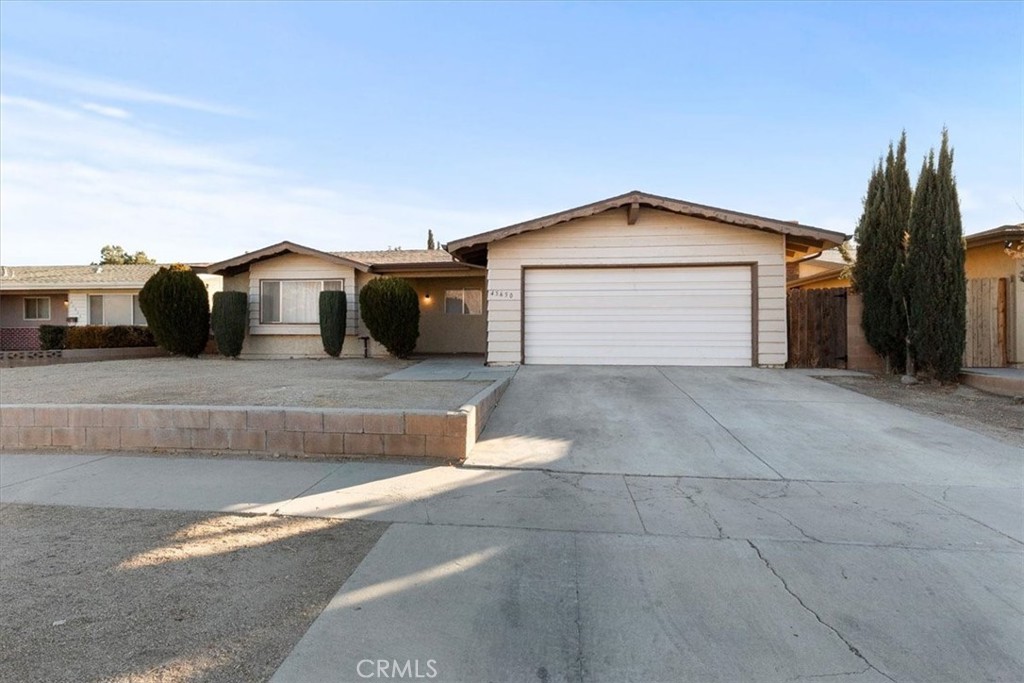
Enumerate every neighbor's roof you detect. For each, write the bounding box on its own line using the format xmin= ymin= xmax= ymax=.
xmin=204 ymin=241 xmax=481 ymax=277
xmin=203 ymin=241 xmax=372 ymax=277
xmin=0 ymin=264 xmax=163 ymax=291
xmin=335 ymin=249 xmax=483 ymax=273
xmin=446 ymin=190 xmax=849 ymax=263
xmin=965 ymin=224 xmax=1024 ymax=248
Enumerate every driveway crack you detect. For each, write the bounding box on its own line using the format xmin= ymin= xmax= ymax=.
xmin=572 ymin=534 xmax=585 ymax=683
xmin=747 ymin=540 xmax=896 ymax=683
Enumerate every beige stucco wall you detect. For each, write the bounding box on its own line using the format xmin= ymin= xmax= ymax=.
xmin=484 ymin=207 xmax=788 ymax=366
xmin=236 ymin=254 xmax=360 ymax=359
xmin=966 ymin=243 xmax=1018 ymax=279
xmin=0 ymin=292 xmax=68 ymax=328
xmin=354 ymin=272 xmax=487 ymax=355
xmin=799 ymin=275 xmax=851 ymax=290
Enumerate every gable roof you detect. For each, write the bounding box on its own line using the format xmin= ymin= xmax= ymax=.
xmin=446 ymin=190 xmax=849 ymax=264
xmin=203 ymin=241 xmax=372 ymax=277
xmin=0 ymin=264 xmax=164 ymax=291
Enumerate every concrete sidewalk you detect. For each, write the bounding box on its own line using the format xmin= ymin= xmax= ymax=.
xmin=2 ymin=450 xmax=1021 ymax=682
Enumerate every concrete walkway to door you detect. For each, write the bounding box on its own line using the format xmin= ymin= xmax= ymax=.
xmin=466 ymin=365 xmax=1021 ymax=485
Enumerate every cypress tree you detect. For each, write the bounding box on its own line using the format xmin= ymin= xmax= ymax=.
xmin=905 ymin=148 xmax=942 ymax=378
xmin=880 ymin=133 xmax=913 ymax=374
xmin=853 ymin=160 xmax=884 ymax=354
xmin=906 ymin=130 xmax=965 ymax=381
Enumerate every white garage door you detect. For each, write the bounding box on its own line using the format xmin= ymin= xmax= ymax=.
xmin=523 ymin=266 xmax=753 ymax=366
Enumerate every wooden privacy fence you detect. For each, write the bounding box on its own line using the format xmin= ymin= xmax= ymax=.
xmin=964 ymin=277 xmax=1011 ymax=367
xmin=787 ymin=288 xmax=848 ymax=368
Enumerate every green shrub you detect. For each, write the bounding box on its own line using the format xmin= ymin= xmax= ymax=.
xmin=319 ymin=290 xmax=347 ymax=357
xmin=211 ymin=291 xmax=248 ymax=358
xmin=138 ymin=265 xmax=211 ymax=357
xmin=38 ymin=325 xmax=67 ymax=350
xmin=64 ymin=325 xmax=155 ymax=349
xmin=359 ymin=277 xmax=419 ymax=358
xmin=66 ymin=326 xmax=107 ymax=349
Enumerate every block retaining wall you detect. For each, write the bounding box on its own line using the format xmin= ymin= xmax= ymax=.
xmin=0 ymin=377 xmax=511 ymax=460
xmin=1 ymin=347 xmax=169 ymax=368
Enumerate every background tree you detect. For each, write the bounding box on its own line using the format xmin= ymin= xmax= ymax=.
xmin=99 ymin=245 xmax=156 ymax=265
xmin=138 ymin=265 xmax=210 ymax=357
xmin=427 ymin=230 xmax=436 ymax=250
xmin=905 ymin=130 xmax=966 ymax=381
xmin=359 ymin=277 xmax=419 ymax=358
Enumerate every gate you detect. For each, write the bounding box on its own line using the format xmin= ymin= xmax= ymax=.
xmin=964 ymin=278 xmax=1009 ymax=367
xmin=787 ymin=288 xmax=848 ymax=368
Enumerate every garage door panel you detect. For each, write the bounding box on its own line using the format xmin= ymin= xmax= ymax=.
xmin=524 ymin=266 xmax=752 ymax=366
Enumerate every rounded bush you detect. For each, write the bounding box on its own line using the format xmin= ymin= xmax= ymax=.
xmin=319 ymin=290 xmax=347 ymax=358
xmin=138 ymin=265 xmax=210 ymax=357
xmin=359 ymin=277 xmax=419 ymax=358
xmin=211 ymin=291 xmax=248 ymax=358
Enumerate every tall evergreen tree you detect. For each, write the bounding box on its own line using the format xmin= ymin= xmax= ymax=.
xmin=905 ymin=151 xmax=938 ymax=376
xmin=853 ymin=134 xmax=911 ymax=373
xmin=427 ymin=230 xmax=436 ymax=250
xmin=906 ymin=130 xmax=965 ymax=381
xmin=879 ymin=133 xmax=912 ymax=373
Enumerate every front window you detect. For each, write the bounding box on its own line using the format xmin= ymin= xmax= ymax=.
xmin=24 ymin=297 xmax=50 ymax=321
xmin=88 ymin=295 xmax=147 ymax=325
xmin=260 ymin=279 xmax=343 ymax=324
xmin=444 ymin=288 xmax=483 ymax=315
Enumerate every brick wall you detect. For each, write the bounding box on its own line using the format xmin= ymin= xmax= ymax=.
xmin=0 ymin=328 xmax=40 ymax=351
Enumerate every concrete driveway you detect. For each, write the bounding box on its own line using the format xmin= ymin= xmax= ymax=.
xmin=468 ymin=366 xmax=1020 ymax=486
xmin=2 ymin=366 xmax=1021 ymax=682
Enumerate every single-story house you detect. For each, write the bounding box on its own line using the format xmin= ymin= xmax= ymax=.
xmin=203 ymin=191 xmax=846 ymax=366
xmin=0 ymin=264 xmax=222 ymax=351
xmin=446 ymin=190 xmax=847 ymax=367
xmin=202 ymin=244 xmax=486 ymax=358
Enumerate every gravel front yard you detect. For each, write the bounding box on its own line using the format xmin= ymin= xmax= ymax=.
xmin=0 ymin=504 xmax=387 ymax=683
xmin=0 ymin=358 xmax=490 ymax=410
xmin=821 ymin=374 xmax=1024 ymax=447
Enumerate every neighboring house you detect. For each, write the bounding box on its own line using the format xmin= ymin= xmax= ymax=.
xmin=0 ymin=264 xmax=222 ymax=351
xmin=785 ymin=223 xmax=1024 ymax=368
xmin=964 ymin=224 xmax=1023 ymax=367
xmin=202 ymin=243 xmax=486 ymax=358
xmin=786 ymin=245 xmax=853 ymax=290
xmin=446 ymin=190 xmax=847 ymax=367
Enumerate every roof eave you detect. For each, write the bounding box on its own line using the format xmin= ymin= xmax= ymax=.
xmin=446 ymin=191 xmax=848 ymax=259
xmin=205 ymin=241 xmax=371 ymax=276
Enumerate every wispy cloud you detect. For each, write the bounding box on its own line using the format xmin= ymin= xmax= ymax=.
xmin=78 ymin=101 xmax=131 ymax=119
xmin=0 ymin=94 xmax=513 ymax=265
xmin=1 ymin=58 xmax=246 ymax=117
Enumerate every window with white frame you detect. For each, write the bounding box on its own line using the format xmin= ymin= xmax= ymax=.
xmin=261 ymin=279 xmax=343 ymax=324
xmin=88 ymin=295 xmax=147 ymax=326
xmin=444 ymin=288 xmax=483 ymax=315
xmin=24 ymin=297 xmax=51 ymax=321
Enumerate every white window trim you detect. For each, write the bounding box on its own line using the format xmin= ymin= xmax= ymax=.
xmin=259 ymin=278 xmax=344 ymax=325
xmin=87 ymin=294 xmax=147 ymax=326
xmin=24 ymin=297 xmax=51 ymax=321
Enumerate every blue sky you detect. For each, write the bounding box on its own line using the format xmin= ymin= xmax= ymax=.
xmin=0 ymin=1 xmax=1020 ymax=265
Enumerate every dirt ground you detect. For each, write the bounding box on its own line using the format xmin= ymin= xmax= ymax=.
xmin=0 ymin=504 xmax=387 ymax=683
xmin=0 ymin=357 xmax=489 ymax=410
xmin=820 ymin=374 xmax=1024 ymax=447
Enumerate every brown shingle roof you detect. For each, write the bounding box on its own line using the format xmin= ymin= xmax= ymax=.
xmin=0 ymin=264 xmax=163 ymax=290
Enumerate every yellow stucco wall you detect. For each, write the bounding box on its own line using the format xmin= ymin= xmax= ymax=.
xmin=965 ymin=243 xmax=1018 ymax=279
